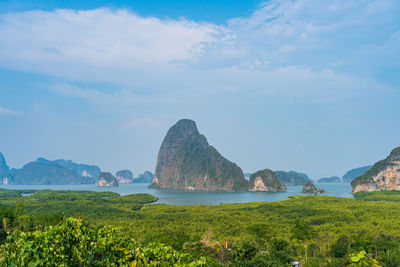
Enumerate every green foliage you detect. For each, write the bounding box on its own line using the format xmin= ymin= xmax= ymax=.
xmin=0 ymin=189 xmax=158 ymax=220
xmin=119 ymin=193 xmax=159 ymax=204
xmin=292 ymin=220 xmax=315 ymax=241
xmin=231 ymin=240 xmax=258 ymax=264
xmin=0 ymin=217 xmax=206 ymax=266
xmin=377 ymin=248 xmax=400 ymax=267
xmin=347 ymin=250 xmax=379 ymax=266
xmin=354 ymin=190 xmax=400 ymax=202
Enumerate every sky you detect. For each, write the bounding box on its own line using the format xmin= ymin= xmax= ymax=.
xmin=0 ymin=0 xmax=399 ymax=179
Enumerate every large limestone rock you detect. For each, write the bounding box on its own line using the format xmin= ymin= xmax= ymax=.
xmin=150 ymin=119 xmax=248 ymax=191
xmin=352 ymin=146 xmax=400 ymax=193
xmin=97 ymin=172 xmax=119 ymax=187
xmin=249 ymin=169 xmax=286 ymax=192
xmin=302 ymin=182 xmax=326 ymax=194
xmin=116 ymin=170 xmax=134 ymax=184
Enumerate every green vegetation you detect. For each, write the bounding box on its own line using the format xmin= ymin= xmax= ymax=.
xmin=354 ymin=190 xmax=400 ymax=201
xmin=2 ymin=189 xmax=400 ymax=265
xmin=1 ymin=217 xmax=206 ymax=266
xmin=0 ymin=190 xmax=158 ymax=219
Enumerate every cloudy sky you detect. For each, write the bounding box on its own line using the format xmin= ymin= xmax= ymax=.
xmin=0 ymin=0 xmax=399 ymax=179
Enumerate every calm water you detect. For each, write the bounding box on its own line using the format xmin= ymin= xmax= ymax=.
xmin=0 ymin=183 xmax=353 ymax=205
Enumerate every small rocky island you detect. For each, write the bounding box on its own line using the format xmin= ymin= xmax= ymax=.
xmin=115 ymin=170 xmax=134 ymax=184
xmin=302 ymin=182 xmax=326 ymax=194
xmin=275 ymin=171 xmax=312 ymax=186
xmin=133 ymin=171 xmax=154 ymax=183
xmin=97 ymin=172 xmax=119 ymax=187
xmin=249 ymin=169 xmax=286 ymax=192
xmin=352 ymin=146 xmax=400 ymax=193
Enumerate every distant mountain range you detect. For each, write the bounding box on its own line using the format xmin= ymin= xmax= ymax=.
xmin=0 ymin=155 xmax=101 ymax=185
xmin=0 ymin=152 xmax=155 ymax=185
xmin=1 ymin=137 xmax=396 ymax=194
xmin=36 ymin=158 xmax=101 ymax=180
xmin=11 ymin=161 xmax=95 ymax=185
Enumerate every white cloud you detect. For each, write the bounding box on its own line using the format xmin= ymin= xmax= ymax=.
xmin=0 ymin=0 xmax=398 ymax=96
xmin=0 ymin=106 xmax=20 ymax=115
xmin=219 ymin=0 xmax=400 ymax=70
xmin=0 ymin=8 xmax=229 ymax=81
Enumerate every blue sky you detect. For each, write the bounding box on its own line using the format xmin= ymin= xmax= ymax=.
xmin=0 ymin=0 xmax=399 ymax=179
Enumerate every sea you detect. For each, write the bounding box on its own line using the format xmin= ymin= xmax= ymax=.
xmin=0 ymin=183 xmax=353 ymax=205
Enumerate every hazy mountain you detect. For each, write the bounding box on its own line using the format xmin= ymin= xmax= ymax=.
xmin=275 ymin=171 xmax=312 ymax=185
xmin=36 ymin=158 xmax=101 ymax=179
xmin=342 ymin=166 xmax=372 ymax=183
xmin=318 ymin=176 xmax=341 ymax=183
xmin=11 ymin=162 xmax=95 ymax=185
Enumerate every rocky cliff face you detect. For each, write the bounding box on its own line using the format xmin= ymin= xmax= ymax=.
xmin=249 ymin=169 xmax=286 ymax=192
xmin=302 ymin=182 xmax=326 ymax=194
xmin=150 ymin=119 xmax=248 ymax=191
xmin=275 ymin=171 xmax=311 ymax=185
xmin=116 ymin=170 xmax=134 ymax=184
xmin=97 ymin=172 xmax=119 ymax=187
xmin=318 ymin=176 xmax=341 ymax=183
xmin=342 ymin=166 xmax=372 ymax=183
xmin=352 ymin=147 xmax=400 ymax=193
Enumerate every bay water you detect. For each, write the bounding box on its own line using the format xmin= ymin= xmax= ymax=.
xmin=0 ymin=182 xmax=353 ymax=205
